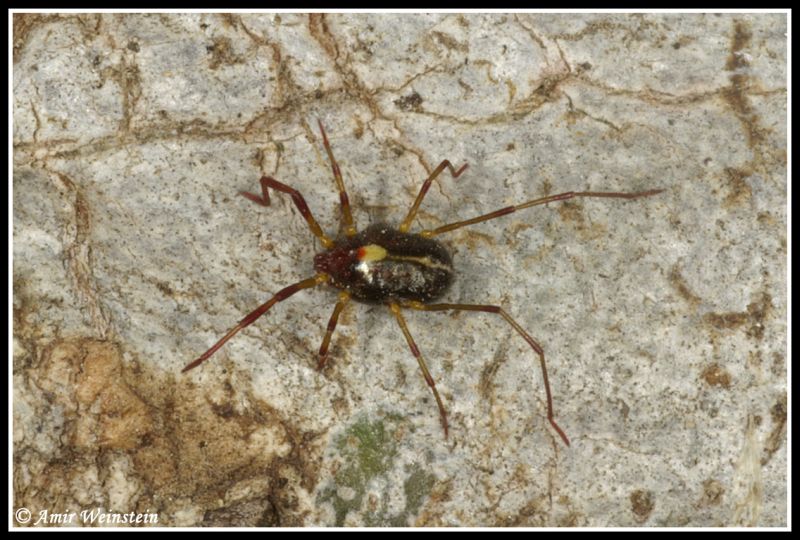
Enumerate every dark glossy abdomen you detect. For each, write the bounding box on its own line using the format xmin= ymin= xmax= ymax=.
xmin=314 ymin=224 xmax=454 ymax=304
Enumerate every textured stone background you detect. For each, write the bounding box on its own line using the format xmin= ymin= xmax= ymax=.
xmin=13 ymin=13 xmax=787 ymax=527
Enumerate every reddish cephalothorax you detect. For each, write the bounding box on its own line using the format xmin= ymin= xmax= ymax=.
xmin=313 ymin=224 xmax=453 ymax=304
xmin=183 ymin=120 xmax=664 ymax=446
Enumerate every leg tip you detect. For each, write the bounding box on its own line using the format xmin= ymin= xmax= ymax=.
xmin=550 ymin=420 xmax=571 ymax=447
xmin=316 ymin=355 xmax=328 ymax=371
xmin=181 ymin=362 xmax=198 ymax=373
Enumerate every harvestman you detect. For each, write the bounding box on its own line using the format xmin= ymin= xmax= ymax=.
xmin=183 ymin=121 xmax=663 ymax=446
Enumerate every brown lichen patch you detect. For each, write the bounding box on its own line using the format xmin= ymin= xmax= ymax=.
xmin=556 ymin=509 xmax=584 ymax=527
xmin=148 ymin=385 xmax=294 ymax=503
xmin=414 ymin=478 xmax=453 ymax=526
xmin=460 ymin=229 xmax=496 ymax=251
xmin=630 ymin=489 xmax=655 ymax=522
xmin=671 ymin=35 xmax=695 ymax=50
xmin=93 ymin=54 xmax=143 ymax=133
xmin=206 ymin=36 xmax=244 ymax=70
xmin=761 ymin=394 xmax=787 ymax=465
xmin=12 ymin=13 xmax=60 ymax=63
xmin=53 ymin=172 xmax=112 ymax=336
xmin=352 ymin=117 xmax=365 ymax=139
xmin=505 ymin=221 xmax=537 ymax=250
xmin=556 ymin=201 xmax=607 ymax=241
xmin=36 ymin=339 xmax=153 ymax=450
xmin=502 ymin=495 xmax=550 ymax=526
xmin=201 ymin=496 xmax=280 ymax=527
xmin=478 ymin=345 xmax=508 ymax=404
xmin=533 ymin=74 xmax=565 ymax=104
xmin=308 ymin=14 xmax=339 ymax=60
xmin=726 ymin=20 xmax=752 ymax=72
xmin=305 ymin=14 xmax=379 ymax=119
xmin=703 ymin=292 xmax=772 ymax=340
xmin=394 ymin=91 xmax=424 ymax=113
xmin=698 ymin=479 xmax=724 ymax=507
xmin=12 ymin=275 xmax=48 ymax=350
xmin=705 ymin=310 xmax=749 ymax=330
xmin=507 ymin=221 xmax=534 ymax=238
xmin=756 ymin=211 xmax=777 ymax=226
xmin=562 ymin=105 xmax=583 ymax=127
xmin=721 ymin=74 xmax=753 ymax=126
xmin=722 ymin=167 xmax=753 ymax=208
xmin=430 ymin=30 xmax=468 ymax=53
xmin=132 ymin=365 xmax=324 ymax=526
xmin=557 ymin=200 xmax=584 ymax=225
xmin=700 ymin=363 xmax=732 ymax=389
xmin=669 ymin=264 xmax=702 ymax=308
xmin=744 ymin=293 xmax=772 ymax=340
xmin=721 ymin=20 xmax=773 ymax=160
xmin=131 ymin=430 xmax=180 ymax=494
xmin=505 ymin=68 xmax=571 ymax=119
xmin=16 ymin=336 xmax=324 ymax=526
xmin=550 ymin=17 xmax=663 ymax=44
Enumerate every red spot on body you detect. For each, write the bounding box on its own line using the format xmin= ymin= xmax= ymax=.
xmin=314 ymin=246 xmax=355 ymax=278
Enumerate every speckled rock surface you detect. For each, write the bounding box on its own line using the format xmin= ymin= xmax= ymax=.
xmin=13 ymin=13 xmax=787 ymax=527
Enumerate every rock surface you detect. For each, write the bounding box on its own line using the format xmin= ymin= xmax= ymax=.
xmin=13 ymin=13 xmax=787 ymax=527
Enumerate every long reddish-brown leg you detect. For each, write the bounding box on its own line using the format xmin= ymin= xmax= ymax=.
xmin=400 ymin=300 xmax=570 ymax=447
xmin=183 ymin=273 xmax=329 ymax=372
xmin=388 ymin=302 xmax=450 ymax=439
xmin=317 ymin=291 xmax=351 ymax=370
xmin=421 ymin=189 xmax=664 ymax=237
xmin=317 ymin=120 xmax=357 ymax=237
xmin=240 ymin=176 xmax=334 ymax=249
xmin=399 ymin=160 xmax=469 ymax=233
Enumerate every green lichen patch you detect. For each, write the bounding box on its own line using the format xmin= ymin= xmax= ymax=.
xmin=317 ymin=415 xmax=437 ymax=526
